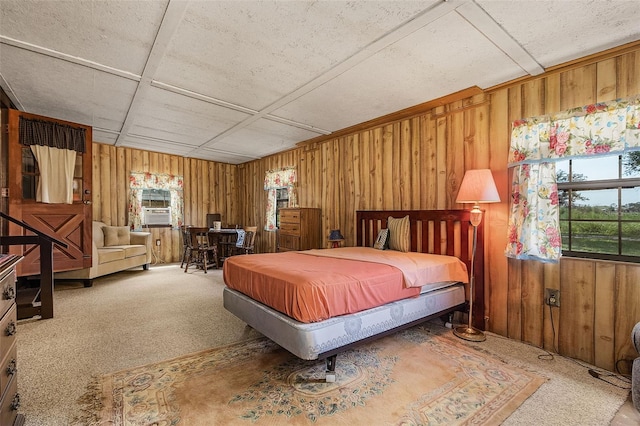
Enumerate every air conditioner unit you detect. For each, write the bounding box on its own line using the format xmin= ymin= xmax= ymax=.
xmin=142 ymin=207 xmax=171 ymax=225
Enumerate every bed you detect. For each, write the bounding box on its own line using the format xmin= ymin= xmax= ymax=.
xmin=223 ymin=210 xmax=484 ymax=381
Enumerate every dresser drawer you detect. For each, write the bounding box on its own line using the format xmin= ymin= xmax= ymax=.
xmin=277 ymin=233 xmax=300 ymax=251
xmin=0 ymin=373 xmax=18 ymax=426
xmin=0 ymin=269 xmax=16 ymax=320
xmin=0 ymin=342 xmax=17 ymax=397
xmin=279 ymin=209 xmax=301 ymax=224
xmin=278 ymin=222 xmax=301 ymax=235
xmin=0 ymin=305 xmax=16 ymax=357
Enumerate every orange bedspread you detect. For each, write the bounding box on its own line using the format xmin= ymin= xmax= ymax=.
xmin=223 ymin=251 xmax=421 ymax=323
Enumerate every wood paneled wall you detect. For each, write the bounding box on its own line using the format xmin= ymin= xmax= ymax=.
xmin=489 ymin=45 xmax=640 ymax=374
xmin=91 ymin=144 xmax=238 ymax=264
xmin=91 ymin=42 xmax=640 ymax=374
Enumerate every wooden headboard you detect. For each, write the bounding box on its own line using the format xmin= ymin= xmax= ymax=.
xmin=356 ymin=210 xmax=485 ymax=330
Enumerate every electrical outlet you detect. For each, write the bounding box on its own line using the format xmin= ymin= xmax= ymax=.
xmin=155 ymin=239 xmax=161 ymax=246
xmin=545 ymin=288 xmax=560 ymax=307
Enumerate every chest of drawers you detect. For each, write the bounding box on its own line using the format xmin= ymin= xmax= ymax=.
xmin=0 ymin=255 xmax=23 ymax=426
xmin=276 ymin=208 xmax=321 ymax=252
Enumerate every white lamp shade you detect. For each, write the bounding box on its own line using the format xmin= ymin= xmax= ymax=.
xmin=456 ymin=169 xmax=500 ymax=204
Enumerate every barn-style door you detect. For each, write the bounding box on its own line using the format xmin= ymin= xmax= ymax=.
xmin=5 ymin=109 xmax=92 ymax=277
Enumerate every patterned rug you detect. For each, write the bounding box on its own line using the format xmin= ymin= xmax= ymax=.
xmin=77 ymin=326 xmax=545 ymax=425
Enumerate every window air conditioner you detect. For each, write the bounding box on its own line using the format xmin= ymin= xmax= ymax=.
xmin=142 ymin=207 xmax=171 ymax=225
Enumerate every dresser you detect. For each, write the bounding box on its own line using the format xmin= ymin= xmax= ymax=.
xmin=277 ymin=208 xmax=322 ymax=252
xmin=0 ymin=255 xmax=23 ymax=426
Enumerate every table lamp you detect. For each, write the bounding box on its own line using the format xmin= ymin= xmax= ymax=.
xmin=454 ymin=169 xmax=500 ymax=342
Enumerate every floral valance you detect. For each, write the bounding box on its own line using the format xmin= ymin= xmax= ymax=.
xmin=264 ymin=167 xmax=296 ymax=190
xmin=509 ymin=96 xmax=640 ymax=166
xmin=130 ymin=171 xmax=184 ymax=190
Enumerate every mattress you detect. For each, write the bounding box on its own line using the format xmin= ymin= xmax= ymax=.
xmin=223 ymin=250 xmax=420 ymax=323
xmin=223 ymin=283 xmax=465 ymax=360
xmin=223 ymin=248 xmax=468 ymax=323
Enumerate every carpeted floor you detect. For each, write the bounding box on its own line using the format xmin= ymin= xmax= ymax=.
xmin=16 ymin=264 xmax=636 ymax=425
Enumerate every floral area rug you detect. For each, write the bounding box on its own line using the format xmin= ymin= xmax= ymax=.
xmin=77 ymin=326 xmax=545 ymax=425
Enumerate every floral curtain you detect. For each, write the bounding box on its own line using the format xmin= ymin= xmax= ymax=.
xmin=505 ymin=96 xmax=640 ymax=262
xmin=264 ymin=167 xmax=297 ymax=231
xmin=128 ymin=172 xmax=184 ymax=230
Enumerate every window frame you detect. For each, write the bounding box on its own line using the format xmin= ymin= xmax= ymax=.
xmin=557 ymin=155 xmax=640 ymax=263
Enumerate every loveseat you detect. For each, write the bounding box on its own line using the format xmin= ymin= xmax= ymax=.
xmin=56 ymin=221 xmax=152 ymax=287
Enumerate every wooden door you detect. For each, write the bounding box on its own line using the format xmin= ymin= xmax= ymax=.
xmin=6 ymin=109 xmax=92 ymax=277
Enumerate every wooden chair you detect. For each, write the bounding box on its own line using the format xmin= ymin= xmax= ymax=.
xmin=180 ymin=226 xmax=192 ymax=269
xmin=231 ymin=227 xmax=256 ymax=255
xmin=184 ymin=227 xmax=218 ymax=273
xmin=218 ymin=224 xmax=241 ymax=260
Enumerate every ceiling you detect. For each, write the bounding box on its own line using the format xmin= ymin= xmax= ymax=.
xmin=1 ymin=1 xmax=639 ymax=165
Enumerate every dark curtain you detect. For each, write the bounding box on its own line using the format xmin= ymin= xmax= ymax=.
xmin=19 ymin=117 xmax=86 ymax=153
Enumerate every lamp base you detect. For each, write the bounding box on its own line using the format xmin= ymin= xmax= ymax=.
xmin=453 ymin=325 xmax=486 ymax=342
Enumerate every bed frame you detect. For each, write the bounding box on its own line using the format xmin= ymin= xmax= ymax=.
xmin=355 ymin=209 xmax=484 ymax=330
xmin=223 ymin=209 xmax=483 ymax=381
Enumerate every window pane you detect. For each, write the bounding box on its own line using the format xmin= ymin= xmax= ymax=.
xmin=559 ymin=192 xmax=569 ymax=218
xmin=74 ymin=153 xmax=83 ymax=178
xmin=556 ymin=160 xmax=569 ymax=182
xmin=621 ymin=187 xmax=640 ymax=219
xmin=571 ymin=188 xmax=618 ymax=212
xmin=141 ymin=189 xmax=171 ymax=207
xmin=571 ymin=155 xmax=619 ymax=180
xmin=22 ymin=175 xmax=36 ymax=199
xmin=570 ymin=221 xmax=619 ymax=254
xmin=622 ymin=223 xmax=640 ymax=256
xmin=560 ymin=221 xmax=570 ymax=250
xmin=73 ymin=178 xmax=82 ymax=202
xmin=22 ymin=148 xmax=36 ymax=173
xmin=622 ymin=152 xmax=640 ymax=178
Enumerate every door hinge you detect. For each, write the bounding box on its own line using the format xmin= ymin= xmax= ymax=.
xmin=1 ymin=188 xmax=8 ymax=198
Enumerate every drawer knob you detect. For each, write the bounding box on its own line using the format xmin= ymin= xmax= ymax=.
xmin=5 ymin=321 xmax=16 ymax=336
xmin=10 ymin=393 xmax=20 ymax=411
xmin=3 ymin=286 xmax=15 ymax=300
xmin=6 ymin=359 xmax=16 ymax=376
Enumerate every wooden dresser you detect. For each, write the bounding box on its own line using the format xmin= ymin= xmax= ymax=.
xmin=0 ymin=255 xmax=23 ymax=426
xmin=277 ymin=208 xmax=322 ymax=252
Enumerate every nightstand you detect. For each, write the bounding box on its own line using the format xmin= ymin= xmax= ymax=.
xmin=328 ymin=239 xmax=344 ymax=248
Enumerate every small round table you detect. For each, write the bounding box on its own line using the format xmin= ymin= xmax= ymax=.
xmin=328 ymin=239 xmax=344 ymax=248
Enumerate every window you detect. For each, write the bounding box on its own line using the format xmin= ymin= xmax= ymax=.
xmin=141 ymin=189 xmax=171 ymax=208
xmin=264 ymin=167 xmax=297 ymax=231
xmin=128 ymin=172 xmax=183 ymax=230
xmin=275 ymin=188 xmax=289 ymax=227
xmin=557 ymin=153 xmax=640 ymax=262
xmin=21 ymin=147 xmax=83 ymax=202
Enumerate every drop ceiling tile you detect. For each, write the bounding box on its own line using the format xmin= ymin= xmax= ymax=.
xmin=119 ymin=134 xmax=196 ymax=157
xmin=271 ymin=11 xmax=523 ymax=131
xmin=129 ymin=86 xmax=252 ymax=146
xmin=193 ymin=147 xmax=260 ymax=165
xmin=155 ymin=0 xmax=439 ymax=111
xmin=476 ymin=0 xmax=640 ymax=68
xmin=0 ymin=0 xmax=167 ymax=74
xmin=209 ymin=118 xmax=321 ymax=156
xmin=0 ymin=45 xmax=136 ymax=130
xmin=92 ymin=130 xmax=118 ymax=145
